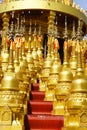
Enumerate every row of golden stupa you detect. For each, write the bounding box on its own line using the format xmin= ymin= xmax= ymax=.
xmin=0 ymin=0 xmax=87 ymax=130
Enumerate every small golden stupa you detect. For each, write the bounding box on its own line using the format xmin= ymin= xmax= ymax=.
xmin=44 ymin=27 xmax=61 ymax=101
xmin=0 ymin=42 xmax=24 ymax=130
xmin=44 ymin=38 xmax=61 ymax=101
xmin=53 ymin=16 xmax=73 ymax=115
xmin=39 ymin=10 xmax=56 ymax=91
xmin=63 ymin=24 xmax=87 ymax=130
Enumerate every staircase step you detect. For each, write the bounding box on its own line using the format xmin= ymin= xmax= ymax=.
xmin=31 ymin=83 xmax=39 ymax=91
xmin=30 ymin=91 xmax=45 ymax=100
xmin=26 ymin=83 xmax=64 ymax=130
xmin=27 ymin=115 xmax=64 ymax=129
xmin=28 ymin=101 xmax=53 ymax=115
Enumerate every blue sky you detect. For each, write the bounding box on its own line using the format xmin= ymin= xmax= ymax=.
xmin=74 ymin=0 xmax=87 ymax=10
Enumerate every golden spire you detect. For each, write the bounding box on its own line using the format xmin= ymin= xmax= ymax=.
xmin=45 ymin=38 xmax=61 ymax=101
xmin=26 ymin=20 xmax=36 ymax=84
xmin=53 ymin=16 xmax=73 ymax=115
xmin=1 ymin=13 xmax=10 ymax=72
xmin=2 ymin=13 xmax=9 ymax=51
xmin=27 ymin=20 xmax=34 ymax=67
xmin=7 ymin=42 xmax=14 ymax=71
xmin=1 ymin=32 xmax=9 ymax=72
xmin=44 ymin=18 xmax=61 ymax=101
xmin=31 ymin=21 xmax=39 ymax=82
xmin=0 ymin=35 xmax=24 ymax=126
xmin=37 ymin=25 xmax=44 ymax=78
xmin=64 ymin=20 xmax=87 ymax=129
xmin=39 ymin=10 xmax=56 ymax=91
xmin=69 ymin=21 xmax=77 ymax=77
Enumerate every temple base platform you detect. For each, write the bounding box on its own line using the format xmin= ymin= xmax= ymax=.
xmin=0 ymin=125 xmax=25 ymax=130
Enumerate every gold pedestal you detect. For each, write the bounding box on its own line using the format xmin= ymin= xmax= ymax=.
xmin=44 ymin=89 xmax=55 ymax=101
xmin=62 ymin=127 xmax=87 ymax=130
xmin=0 ymin=126 xmax=25 ymax=130
xmin=52 ymin=100 xmax=65 ymax=115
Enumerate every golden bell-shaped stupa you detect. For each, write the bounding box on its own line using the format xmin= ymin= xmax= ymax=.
xmin=53 ymin=16 xmax=73 ymax=115
xmin=63 ymin=25 xmax=87 ymax=130
xmin=14 ymin=17 xmax=23 ymax=82
xmin=14 ymin=41 xmax=27 ymax=115
xmin=44 ymin=37 xmax=61 ymax=101
xmin=39 ymin=35 xmax=52 ymax=91
xmin=53 ymin=40 xmax=73 ymax=115
xmin=13 ymin=17 xmax=29 ymax=115
xmin=0 ymin=42 xmax=24 ymax=130
xmin=39 ymin=10 xmax=56 ymax=91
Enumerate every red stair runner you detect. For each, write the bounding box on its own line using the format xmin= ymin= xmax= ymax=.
xmin=25 ymin=83 xmax=64 ymax=130
xmin=30 ymin=91 xmax=45 ymax=101
xmin=29 ymin=100 xmax=53 ymax=115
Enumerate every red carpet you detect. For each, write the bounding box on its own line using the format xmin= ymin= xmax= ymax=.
xmin=24 ymin=83 xmax=64 ymax=130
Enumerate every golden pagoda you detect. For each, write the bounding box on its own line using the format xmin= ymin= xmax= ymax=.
xmin=0 ymin=0 xmax=87 ymax=130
